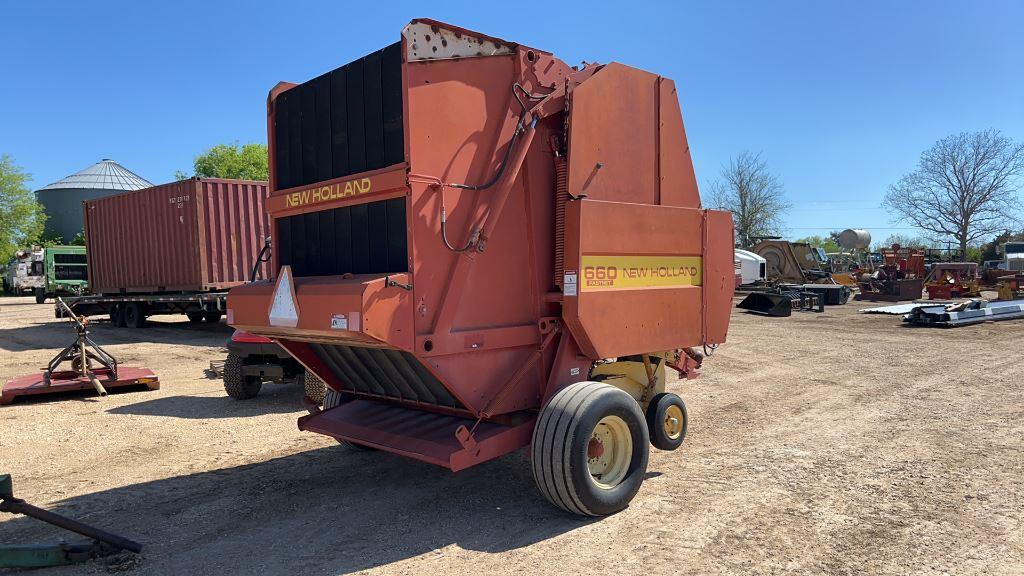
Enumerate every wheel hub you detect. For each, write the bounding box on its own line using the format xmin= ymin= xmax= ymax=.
xmin=663 ymin=404 xmax=684 ymax=440
xmin=587 ymin=415 xmax=632 ymax=489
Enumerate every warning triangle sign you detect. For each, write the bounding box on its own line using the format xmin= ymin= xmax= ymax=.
xmin=268 ymin=265 xmax=299 ymax=327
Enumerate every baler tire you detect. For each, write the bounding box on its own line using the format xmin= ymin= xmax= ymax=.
xmin=186 ymin=312 xmax=205 ymax=323
xmin=34 ymin=288 xmax=47 ymax=304
xmin=223 ymin=353 xmax=262 ymax=399
xmin=123 ymin=303 xmax=146 ymax=329
xmin=323 ymin=386 xmax=376 ymax=451
xmin=646 ymin=393 xmax=688 ymax=451
xmin=203 ymin=312 xmax=223 ymax=323
xmin=300 ymin=370 xmax=327 ymax=405
xmin=531 ymin=381 xmax=649 ymax=516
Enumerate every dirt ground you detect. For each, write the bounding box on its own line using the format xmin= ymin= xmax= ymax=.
xmin=1 ymin=295 xmax=1022 ymax=575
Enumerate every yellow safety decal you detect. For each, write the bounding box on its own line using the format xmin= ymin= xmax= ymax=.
xmin=284 ymin=177 xmax=372 ymax=208
xmin=580 ymin=255 xmax=702 ymax=291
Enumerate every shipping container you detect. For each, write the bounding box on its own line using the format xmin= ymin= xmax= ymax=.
xmin=83 ymin=178 xmax=270 ymax=294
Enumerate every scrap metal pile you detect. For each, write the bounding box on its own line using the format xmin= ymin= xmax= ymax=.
xmin=903 ymin=299 xmax=1024 ymax=327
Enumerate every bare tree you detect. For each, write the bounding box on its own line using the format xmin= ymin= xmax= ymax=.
xmin=708 ymin=151 xmax=790 ymax=247
xmin=883 ymin=129 xmax=1024 ymax=254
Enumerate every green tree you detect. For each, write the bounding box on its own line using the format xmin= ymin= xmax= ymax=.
xmin=177 ymin=143 xmax=269 ymax=181
xmin=977 ymin=230 xmax=1024 ymax=263
xmin=0 ymin=154 xmax=46 ymax=259
xmin=794 ymin=231 xmax=842 ymax=253
xmin=873 ymin=234 xmax=929 ymax=251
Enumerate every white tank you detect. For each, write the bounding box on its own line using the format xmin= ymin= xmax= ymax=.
xmin=838 ymin=229 xmax=871 ymax=250
xmin=734 ymin=249 xmax=767 ymax=285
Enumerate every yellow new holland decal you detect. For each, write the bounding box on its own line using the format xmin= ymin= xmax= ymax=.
xmin=285 ymin=177 xmax=372 ymax=208
xmin=580 ymin=255 xmax=702 ymax=291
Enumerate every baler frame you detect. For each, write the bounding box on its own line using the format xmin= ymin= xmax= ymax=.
xmin=228 ymin=19 xmax=734 ymax=515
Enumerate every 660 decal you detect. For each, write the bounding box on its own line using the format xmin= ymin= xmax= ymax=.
xmin=579 ymin=255 xmax=703 ymax=291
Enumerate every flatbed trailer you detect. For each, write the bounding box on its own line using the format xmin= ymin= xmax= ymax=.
xmin=59 ymin=292 xmax=227 ymax=328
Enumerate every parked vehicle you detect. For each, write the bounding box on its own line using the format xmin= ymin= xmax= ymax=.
xmin=61 ymin=178 xmax=269 ymax=328
xmin=2 ymin=248 xmax=44 ymax=295
xmin=222 ymin=330 xmax=325 ymax=402
xmin=33 ymin=246 xmax=88 ymax=303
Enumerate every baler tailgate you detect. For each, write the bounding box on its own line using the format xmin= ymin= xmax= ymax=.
xmin=298 ymin=399 xmax=535 ymax=471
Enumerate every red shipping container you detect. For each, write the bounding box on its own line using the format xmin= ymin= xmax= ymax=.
xmin=83 ymin=178 xmax=270 ymax=294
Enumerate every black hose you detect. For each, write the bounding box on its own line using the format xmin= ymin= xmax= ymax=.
xmin=250 ymin=238 xmax=271 ymax=282
xmin=448 ymin=113 xmax=525 ymax=192
xmin=440 ymin=83 xmax=543 ymax=251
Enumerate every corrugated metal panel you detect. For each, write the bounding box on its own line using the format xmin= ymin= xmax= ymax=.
xmin=84 ymin=179 xmax=269 ymax=294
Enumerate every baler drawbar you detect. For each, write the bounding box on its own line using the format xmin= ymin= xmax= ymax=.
xmin=228 ymin=19 xmax=734 ymax=516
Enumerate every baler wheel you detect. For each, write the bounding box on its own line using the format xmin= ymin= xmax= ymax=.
xmin=323 ymin=387 xmax=377 ymax=451
xmin=300 ymin=370 xmax=327 ymax=405
xmin=531 ymin=381 xmax=649 ymax=516
xmin=186 ymin=312 xmax=205 ymax=323
xmin=646 ymin=393 xmax=688 ymax=450
xmin=223 ymin=353 xmax=262 ymax=399
xmin=34 ymin=288 xmax=47 ymax=304
xmin=203 ymin=312 xmax=223 ymax=323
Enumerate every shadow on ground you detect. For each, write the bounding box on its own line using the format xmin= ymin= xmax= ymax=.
xmin=0 ymin=318 xmax=232 ymax=352
xmin=0 ymin=447 xmax=596 ymax=574
xmin=106 ymin=383 xmax=304 ymax=419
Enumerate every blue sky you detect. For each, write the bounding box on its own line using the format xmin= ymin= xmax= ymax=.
xmin=2 ymin=1 xmax=1021 ymax=241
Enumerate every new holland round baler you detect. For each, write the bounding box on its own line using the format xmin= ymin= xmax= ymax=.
xmin=228 ymin=19 xmax=734 ymax=516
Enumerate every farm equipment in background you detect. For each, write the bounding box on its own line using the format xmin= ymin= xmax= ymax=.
xmin=855 ymin=244 xmax=926 ymax=302
xmin=737 ymin=287 xmax=824 ymax=317
xmin=33 ymin=245 xmax=88 ymax=304
xmin=227 ymin=19 xmax=734 ymax=516
xmin=1 ymin=299 xmax=159 ymax=405
xmin=924 ymin=262 xmax=980 ymax=300
xmin=0 ymin=474 xmax=142 ymax=568
xmin=751 ymin=240 xmax=831 ymax=283
xmin=2 ymin=247 xmax=44 ymax=295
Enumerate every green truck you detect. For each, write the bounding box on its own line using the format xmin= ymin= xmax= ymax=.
xmin=33 ymin=246 xmax=88 ymax=303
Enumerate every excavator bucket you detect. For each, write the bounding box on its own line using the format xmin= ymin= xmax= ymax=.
xmin=737 ymin=292 xmax=792 ymax=317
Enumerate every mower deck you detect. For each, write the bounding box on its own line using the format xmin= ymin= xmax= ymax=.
xmin=1 ymin=367 xmax=159 ymax=405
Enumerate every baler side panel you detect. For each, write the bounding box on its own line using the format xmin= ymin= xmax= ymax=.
xmin=567 ymin=63 xmax=660 ymax=205
xmin=564 ymin=200 xmax=724 ymax=359
xmin=704 ymin=209 xmax=735 ymax=343
xmin=657 ymin=78 xmax=702 ymax=209
xmin=405 ymin=55 xmax=549 ymax=414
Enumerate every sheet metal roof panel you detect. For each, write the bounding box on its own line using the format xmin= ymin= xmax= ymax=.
xmin=38 ymin=159 xmax=153 ymax=191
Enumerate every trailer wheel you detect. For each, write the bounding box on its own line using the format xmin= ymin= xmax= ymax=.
xmin=532 ymin=381 xmax=649 ymax=516
xmin=299 ymin=370 xmax=326 ymax=405
xmin=186 ymin=312 xmax=205 ymax=323
xmin=34 ymin=288 xmax=46 ymax=304
xmin=203 ymin=312 xmax=223 ymax=323
xmin=646 ymin=393 xmax=688 ymax=451
xmin=323 ymin=385 xmax=376 ymax=451
xmin=110 ymin=304 xmax=126 ymax=327
xmin=223 ymin=353 xmax=262 ymax=399
xmin=123 ymin=303 xmax=146 ymax=328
